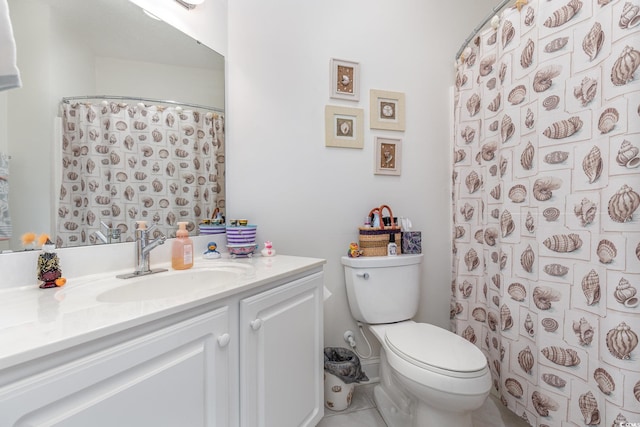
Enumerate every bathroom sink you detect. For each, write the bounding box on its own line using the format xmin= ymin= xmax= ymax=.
xmin=97 ymin=265 xmax=253 ymax=303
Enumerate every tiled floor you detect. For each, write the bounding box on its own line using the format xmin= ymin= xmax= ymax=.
xmin=318 ymin=384 xmax=529 ymax=427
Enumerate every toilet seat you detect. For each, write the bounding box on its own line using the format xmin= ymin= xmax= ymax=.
xmin=384 ymin=322 xmax=487 ymax=379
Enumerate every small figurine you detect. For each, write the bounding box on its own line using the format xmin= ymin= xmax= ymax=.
xmin=37 ymin=237 xmax=64 ymax=289
xmin=348 ymin=242 xmax=363 ymax=258
xmin=514 ymin=0 xmax=528 ymax=12
xmin=203 ymin=241 xmax=221 ymax=259
xmin=261 ymin=241 xmax=276 ymax=257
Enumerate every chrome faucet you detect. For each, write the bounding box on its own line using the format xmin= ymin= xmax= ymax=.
xmin=117 ymin=222 xmax=167 ymax=279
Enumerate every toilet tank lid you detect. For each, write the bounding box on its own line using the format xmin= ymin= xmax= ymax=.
xmin=341 ymin=254 xmax=423 ymax=268
xmin=385 ymin=323 xmax=487 ymax=375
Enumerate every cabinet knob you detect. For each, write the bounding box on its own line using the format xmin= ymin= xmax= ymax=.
xmin=250 ymin=318 xmax=263 ymax=331
xmin=217 ymin=333 xmax=230 ymax=348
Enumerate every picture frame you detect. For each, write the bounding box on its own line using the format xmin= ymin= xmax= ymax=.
xmin=374 ymin=136 xmax=402 ymax=175
xmin=370 ymin=89 xmax=406 ymax=131
xmin=325 ymin=105 xmax=364 ymax=149
xmin=330 ymin=58 xmax=360 ymax=101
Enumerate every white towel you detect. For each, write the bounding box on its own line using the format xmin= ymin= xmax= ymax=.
xmin=0 ymin=0 xmax=21 ymax=92
xmin=0 ymin=153 xmax=11 ymax=240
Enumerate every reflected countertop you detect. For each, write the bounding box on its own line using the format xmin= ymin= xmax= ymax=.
xmin=0 ymin=255 xmax=325 ymax=371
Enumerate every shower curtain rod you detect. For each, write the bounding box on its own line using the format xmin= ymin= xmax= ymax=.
xmin=454 ymin=0 xmax=513 ymax=60
xmin=61 ymin=95 xmax=224 ymax=113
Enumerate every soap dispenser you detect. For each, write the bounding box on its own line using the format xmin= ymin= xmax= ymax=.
xmin=172 ymin=222 xmax=194 ymax=270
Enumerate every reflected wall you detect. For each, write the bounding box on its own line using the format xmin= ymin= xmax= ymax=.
xmin=1 ymin=0 xmax=224 ymax=252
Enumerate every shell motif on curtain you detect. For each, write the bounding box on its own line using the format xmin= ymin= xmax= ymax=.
xmin=451 ymin=1 xmax=639 ymax=426
xmin=57 ymin=101 xmax=225 ymax=247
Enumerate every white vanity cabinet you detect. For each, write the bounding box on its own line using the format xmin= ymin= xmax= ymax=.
xmin=0 ymin=258 xmax=324 ymax=427
xmin=0 ymin=306 xmax=233 ymax=427
xmin=240 ymin=271 xmax=324 ymax=427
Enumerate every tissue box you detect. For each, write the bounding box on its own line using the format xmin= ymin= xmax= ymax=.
xmin=401 ymin=232 xmax=422 ymax=254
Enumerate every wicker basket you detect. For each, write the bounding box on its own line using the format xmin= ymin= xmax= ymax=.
xmin=358 ymin=205 xmax=402 ymax=256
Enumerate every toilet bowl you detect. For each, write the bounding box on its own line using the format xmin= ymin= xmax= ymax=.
xmin=341 ymin=254 xmax=491 ymax=427
xmin=369 ymin=321 xmax=491 ymax=427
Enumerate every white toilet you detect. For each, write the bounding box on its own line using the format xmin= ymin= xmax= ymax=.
xmin=341 ymin=254 xmax=491 ymax=427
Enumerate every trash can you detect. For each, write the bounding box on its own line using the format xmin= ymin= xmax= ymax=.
xmin=323 ymin=347 xmax=368 ymax=411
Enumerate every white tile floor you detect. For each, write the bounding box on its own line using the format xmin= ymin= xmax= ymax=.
xmin=318 ymin=384 xmax=530 ymax=427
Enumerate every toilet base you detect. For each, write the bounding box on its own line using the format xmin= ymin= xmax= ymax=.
xmin=374 ymin=382 xmax=475 ymax=427
xmin=373 ymin=384 xmax=410 ymax=427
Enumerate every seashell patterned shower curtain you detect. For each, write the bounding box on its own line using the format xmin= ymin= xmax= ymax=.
xmin=57 ymin=101 xmax=225 ymax=247
xmin=451 ymin=1 xmax=639 ymax=425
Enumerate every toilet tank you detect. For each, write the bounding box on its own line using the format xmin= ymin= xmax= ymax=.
xmin=341 ymin=254 xmax=423 ymax=324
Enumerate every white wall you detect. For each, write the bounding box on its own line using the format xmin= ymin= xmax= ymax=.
xmin=94 ymin=57 xmax=224 ymax=110
xmin=0 ymin=93 xmax=7 ymax=252
xmin=7 ymin=0 xmax=58 ymax=247
xmin=0 ymin=93 xmax=7 ymax=153
xmin=226 ymin=0 xmax=497 ymax=352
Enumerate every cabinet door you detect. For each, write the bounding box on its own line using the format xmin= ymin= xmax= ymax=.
xmin=0 ymin=307 xmax=232 ymax=427
xmin=240 ymin=272 xmax=324 ymax=427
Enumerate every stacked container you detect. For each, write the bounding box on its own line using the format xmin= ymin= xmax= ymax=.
xmin=198 ymin=223 xmax=226 ymax=237
xmin=226 ymin=225 xmax=258 ymax=257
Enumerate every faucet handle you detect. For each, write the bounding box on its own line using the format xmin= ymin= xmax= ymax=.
xmin=146 ymin=223 xmax=165 ymax=238
xmin=110 ymin=228 xmax=121 ymax=240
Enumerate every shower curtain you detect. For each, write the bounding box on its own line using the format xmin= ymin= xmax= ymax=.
xmin=451 ymin=1 xmax=639 ymax=426
xmin=57 ymin=101 xmax=225 ymax=247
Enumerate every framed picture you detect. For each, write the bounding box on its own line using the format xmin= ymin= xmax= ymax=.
xmin=374 ymin=136 xmax=402 ymax=175
xmin=325 ymin=105 xmax=364 ymax=148
xmin=370 ymin=89 xmax=405 ymax=131
xmin=330 ymin=58 xmax=360 ymax=101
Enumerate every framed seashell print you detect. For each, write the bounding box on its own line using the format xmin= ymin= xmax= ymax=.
xmin=374 ymin=136 xmax=402 ymax=176
xmin=370 ymin=89 xmax=406 ymax=131
xmin=324 ymin=105 xmax=364 ymax=148
xmin=330 ymin=58 xmax=360 ymax=101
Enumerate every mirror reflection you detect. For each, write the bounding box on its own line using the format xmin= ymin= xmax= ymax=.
xmin=0 ymin=0 xmax=225 ymax=252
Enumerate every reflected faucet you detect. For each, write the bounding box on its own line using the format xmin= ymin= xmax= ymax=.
xmin=95 ymin=221 xmax=122 ymax=244
xmin=117 ymin=221 xmax=167 ymax=279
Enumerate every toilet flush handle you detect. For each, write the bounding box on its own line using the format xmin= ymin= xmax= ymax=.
xmin=357 ymin=272 xmax=369 ymax=279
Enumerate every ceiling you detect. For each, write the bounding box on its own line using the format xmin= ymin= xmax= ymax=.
xmin=42 ymin=0 xmax=223 ymax=70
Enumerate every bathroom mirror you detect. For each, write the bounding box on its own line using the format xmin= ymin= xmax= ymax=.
xmin=0 ymin=0 xmax=225 ymax=252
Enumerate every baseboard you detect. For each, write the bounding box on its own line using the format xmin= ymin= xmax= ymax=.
xmin=358 ymin=356 xmax=380 ymax=384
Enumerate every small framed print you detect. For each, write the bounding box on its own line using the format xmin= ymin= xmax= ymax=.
xmin=370 ymin=89 xmax=405 ymax=131
xmin=330 ymin=58 xmax=360 ymax=101
xmin=375 ymin=136 xmax=402 ymax=175
xmin=325 ymin=105 xmax=364 ymax=148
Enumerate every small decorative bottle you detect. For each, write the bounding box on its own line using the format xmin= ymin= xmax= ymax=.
xmin=371 ymin=209 xmax=381 ymax=228
xmin=387 ymin=233 xmax=397 ymax=256
xmin=37 ymin=238 xmax=63 ymax=288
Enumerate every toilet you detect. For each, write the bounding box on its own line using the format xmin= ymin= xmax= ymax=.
xmin=341 ymin=254 xmax=491 ymax=427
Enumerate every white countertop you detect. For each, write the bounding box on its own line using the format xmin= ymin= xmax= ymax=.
xmin=0 ymin=254 xmax=325 ymax=371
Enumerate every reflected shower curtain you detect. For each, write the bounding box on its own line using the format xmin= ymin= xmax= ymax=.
xmin=451 ymin=1 xmax=639 ymax=426
xmin=57 ymin=101 xmax=225 ymax=247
